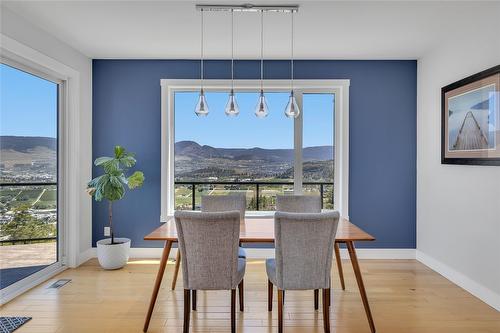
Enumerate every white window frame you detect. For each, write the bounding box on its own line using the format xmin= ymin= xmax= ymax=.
xmin=160 ymin=79 xmax=350 ymax=221
xmin=1 ymin=34 xmax=81 ymax=304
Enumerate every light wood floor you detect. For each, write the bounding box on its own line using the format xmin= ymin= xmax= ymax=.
xmin=1 ymin=258 xmax=499 ymax=333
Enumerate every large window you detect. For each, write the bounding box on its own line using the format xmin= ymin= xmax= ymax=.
xmin=0 ymin=62 xmax=60 ymax=289
xmin=161 ymin=80 xmax=349 ymax=219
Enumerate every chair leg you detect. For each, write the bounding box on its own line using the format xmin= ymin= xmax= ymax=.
xmin=231 ymin=289 xmax=236 ymax=333
xmin=268 ymin=280 xmax=273 ymax=312
xmin=191 ymin=290 xmax=197 ymax=311
xmin=322 ymin=289 xmax=330 ymax=333
xmin=314 ymin=289 xmax=319 ymax=310
xmin=326 ymin=288 xmax=331 ymax=307
xmin=183 ymin=289 xmax=190 ymax=333
xmin=172 ymin=249 xmax=181 ymax=290
xmin=277 ymin=289 xmax=284 ymax=333
xmin=238 ymin=280 xmax=244 ymax=312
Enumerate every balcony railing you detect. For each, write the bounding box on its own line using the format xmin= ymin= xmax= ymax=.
xmin=0 ymin=237 xmax=57 ymax=246
xmin=175 ymin=181 xmax=334 ymax=211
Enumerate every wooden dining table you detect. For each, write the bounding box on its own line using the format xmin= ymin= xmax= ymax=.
xmin=143 ymin=216 xmax=376 ymax=333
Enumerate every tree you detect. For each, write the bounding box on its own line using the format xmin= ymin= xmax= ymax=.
xmin=1 ymin=205 xmax=56 ymax=240
xmin=87 ymin=146 xmax=145 ymax=244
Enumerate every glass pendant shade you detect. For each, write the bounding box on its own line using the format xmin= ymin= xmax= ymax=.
xmin=225 ymin=90 xmax=240 ymax=117
xmin=254 ymin=90 xmax=269 ymax=118
xmin=284 ymin=91 xmax=300 ymax=118
xmin=194 ymin=89 xmax=209 ymax=117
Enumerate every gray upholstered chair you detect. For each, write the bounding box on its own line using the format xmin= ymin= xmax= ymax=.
xmin=171 ymin=194 xmax=247 ymax=291
xmin=201 ymin=193 xmax=247 ymax=221
xmin=201 ymin=193 xmax=247 ymax=258
xmin=276 ymin=195 xmax=322 ymax=213
xmin=267 ymin=211 xmax=340 ymax=333
xmin=276 ymin=195 xmax=346 ymax=292
xmin=175 ymin=210 xmax=246 ymax=333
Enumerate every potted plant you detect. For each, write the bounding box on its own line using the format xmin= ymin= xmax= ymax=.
xmin=87 ymin=146 xmax=144 ymax=269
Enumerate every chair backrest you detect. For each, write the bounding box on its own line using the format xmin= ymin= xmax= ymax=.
xmin=274 ymin=211 xmax=340 ymax=290
xmin=201 ymin=193 xmax=246 ymax=221
xmin=174 ymin=210 xmax=241 ymax=290
xmin=276 ymin=195 xmax=322 ymax=213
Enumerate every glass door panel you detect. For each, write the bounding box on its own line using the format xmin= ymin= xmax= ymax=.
xmin=0 ymin=63 xmax=59 ymax=289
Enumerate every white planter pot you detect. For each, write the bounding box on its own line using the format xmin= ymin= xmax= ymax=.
xmin=96 ymin=238 xmax=131 ymax=270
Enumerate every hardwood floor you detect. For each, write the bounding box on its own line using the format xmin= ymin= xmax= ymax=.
xmin=1 ymin=259 xmax=499 ymax=333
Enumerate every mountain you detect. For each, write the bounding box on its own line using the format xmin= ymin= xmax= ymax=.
xmin=1 ymin=136 xmax=56 ymax=152
xmin=175 ymin=141 xmax=333 ymax=162
xmin=1 ymin=136 xmax=57 ymax=182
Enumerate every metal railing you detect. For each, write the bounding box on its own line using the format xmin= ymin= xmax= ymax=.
xmin=0 ymin=182 xmax=57 ymax=187
xmin=175 ymin=181 xmax=334 ymax=211
xmin=0 ymin=237 xmax=57 ymax=246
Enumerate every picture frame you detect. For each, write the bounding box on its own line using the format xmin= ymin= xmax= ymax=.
xmin=441 ymin=65 xmax=500 ymax=165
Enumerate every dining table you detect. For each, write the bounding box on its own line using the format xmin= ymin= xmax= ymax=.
xmin=143 ymin=216 xmax=376 ymax=333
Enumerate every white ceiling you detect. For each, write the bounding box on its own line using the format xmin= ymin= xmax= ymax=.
xmin=1 ymin=1 xmax=497 ymax=59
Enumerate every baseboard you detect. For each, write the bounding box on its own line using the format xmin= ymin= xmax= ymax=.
xmin=87 ymin=247 xmax=416 ymax=260
xmin=77 ymin=248 xmax=96 ymax=266
xmin=416 ymin=250 xmax=500 ymax=312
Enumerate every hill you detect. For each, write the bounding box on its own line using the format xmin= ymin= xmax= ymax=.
xmin=175 ymin=141 xmax=333 ymax=162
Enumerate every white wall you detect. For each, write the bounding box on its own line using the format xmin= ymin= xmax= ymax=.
xmin=1 ymin=7 xmax=93 ymax=266
xmin=417 ymin=2 xmax=500 ymax=311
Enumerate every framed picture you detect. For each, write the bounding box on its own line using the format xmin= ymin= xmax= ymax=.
xmin=442 ymin=65 xmax=500 ymax=165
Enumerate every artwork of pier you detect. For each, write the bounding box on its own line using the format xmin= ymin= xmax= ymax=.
xmin=453 ymin=111 xmax=489 ymax=150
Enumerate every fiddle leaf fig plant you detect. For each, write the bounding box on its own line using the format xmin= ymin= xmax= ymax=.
xmin=87 ymin=146 xmax=145 ymax=244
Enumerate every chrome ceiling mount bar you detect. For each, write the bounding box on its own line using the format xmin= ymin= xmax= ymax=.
xmin=195 ymin=4 xmax=299 ymax=13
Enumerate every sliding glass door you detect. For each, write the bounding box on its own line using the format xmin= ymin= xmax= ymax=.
xmin=0 ymin=62 xmax=60 ymax=289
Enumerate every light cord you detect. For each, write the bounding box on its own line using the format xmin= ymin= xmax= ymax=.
xmin=291 ymin=11 xmax=294 ymax=92
xmin=231 ymin=9 xmax=234 ymax=91
xmin=200 ymin=9 xmax=204 ymax=89
xmin=260 ymin=10 xmax=264 ymax=92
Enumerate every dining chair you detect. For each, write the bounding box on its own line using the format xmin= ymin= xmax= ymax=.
xmin=266 ymin=211 xmax=340 ymax=333
xmin=174 ymin=210 xmax=246 ymax=333
xmin=171 ymin=194 xmax=248 ymax=291
xmin=276 ymin=195 xmax=346 ymax=298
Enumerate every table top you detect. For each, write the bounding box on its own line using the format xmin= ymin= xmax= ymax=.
xmin=144 ymin=216 xmax=375 ymax=243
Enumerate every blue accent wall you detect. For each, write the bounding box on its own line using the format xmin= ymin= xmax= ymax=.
xmin=92 ymin=60 xmax=416 ymax=248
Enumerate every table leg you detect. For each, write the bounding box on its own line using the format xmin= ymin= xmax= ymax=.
xmin=334 ymin=242 xmax=346 ymax=290
xmin=143 ymin=240 xmax=172 ymax=332
xmin=171 ymin=246 xmax=181 ymax=290
xmin=346 ymin=241 xmax=376 ymax=333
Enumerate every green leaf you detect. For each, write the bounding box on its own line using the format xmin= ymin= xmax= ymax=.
xmin=127 ymin=171 xmax=145 ymax=189
xmin=119 ymin=155 xmax=136 ymax=168
xmin=114 ymin=146 xmax=125 ymax=158
xmin=94 ymin=186 xmax=103 ymax=201
xmin=109 ymin=175 xmax=122 ymax=188
xmin=103 ymin=181 xmax=125 ymax=201
xmin=87 ymin=175 xmax=104 ymax=188
xmin=102 ymin=159 xmax=121 ymax=174
xmin=94 ymin=156 xmax=113 ymax=166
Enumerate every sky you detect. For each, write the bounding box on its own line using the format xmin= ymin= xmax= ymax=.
xmin=1 ymin=63 xmax=58 ymax=138
xmin=175 ymin=91 xmax=334 ymax=149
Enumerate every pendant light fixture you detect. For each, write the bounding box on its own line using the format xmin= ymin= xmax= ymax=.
xmin=225 ymin=9 xmax=240 ymax=117
xmin=195 ymin=8 xmax=209 ymax=117
xmin=284 ymin=10 xmax=300 ymax=119
xmin=254 ymin=10 xmax=269 ymax=118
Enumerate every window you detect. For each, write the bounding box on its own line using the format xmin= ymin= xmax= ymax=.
xmin=0 ymin=62 xmax=60 ymax=289
xmin=161 ymin=80 xmax=349 ymax=219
